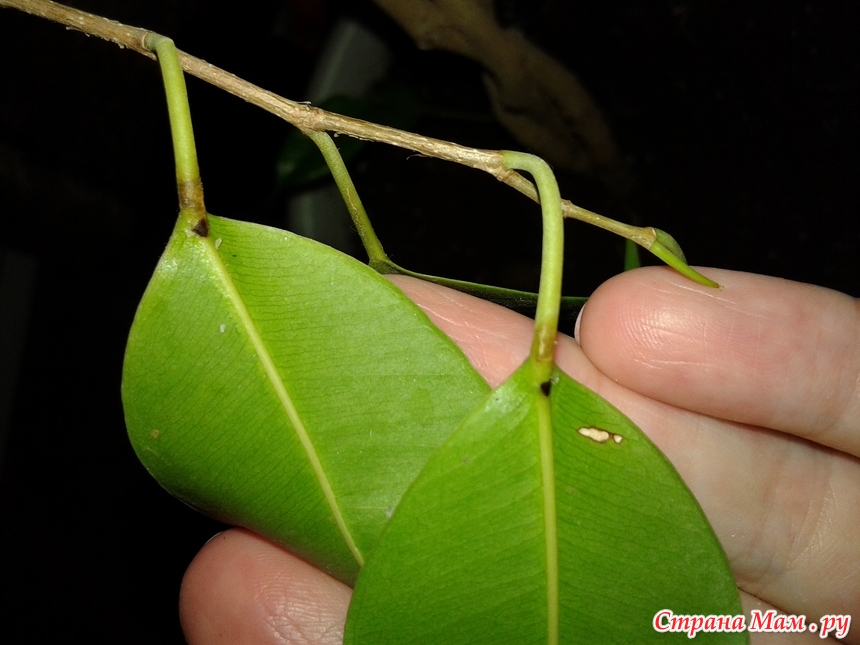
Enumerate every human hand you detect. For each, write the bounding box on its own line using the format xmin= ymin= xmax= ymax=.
xmin=180 ymin=268 xmax=859 ymax=644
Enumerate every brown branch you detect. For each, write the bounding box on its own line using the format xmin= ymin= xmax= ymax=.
xmin=372 ymin=0 xmax=630 ymax=193
xmin=0 ymin=0 xmax=655 ymax=248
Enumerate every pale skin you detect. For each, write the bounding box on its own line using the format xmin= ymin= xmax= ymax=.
xmin=180 ymin=267 xmax=860 ymax=644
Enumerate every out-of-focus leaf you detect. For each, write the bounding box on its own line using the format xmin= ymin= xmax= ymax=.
xmin=624 ymin=238 xmax=641 ymax=271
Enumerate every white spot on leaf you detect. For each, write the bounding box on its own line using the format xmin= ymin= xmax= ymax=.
xmin=219 ymin=324 xmax=226 ymax=333
xmin=577 ymin=427 xmax=624 ymax=444
xmin=215 ymin=238 xmax=222 ymax=249
xmin=578 ymin=427 xmax=611 ymax=443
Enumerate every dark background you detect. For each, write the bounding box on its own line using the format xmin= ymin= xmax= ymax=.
xmin=1 ymin=1 xmax=856 ymax=641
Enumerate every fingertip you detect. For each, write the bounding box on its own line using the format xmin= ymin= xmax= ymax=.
xmin=579 ymin=264 xmax=730 ymax=345
xmin=180 ymin=529 xmax=351 ymax=645
xmin=579 ymin=267 xmax=860 ymax=450
xmin=387 ymin=274 xmax=533 ymax=386
xmin=575 ymin=265 xmax=745 ymax=404
xmin=575 ymin=267 xmax=672 ymax=370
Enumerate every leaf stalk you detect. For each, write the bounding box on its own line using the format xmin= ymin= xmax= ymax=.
xmin=501 ymin=152 xmax=563 ymax=372
xmin=305 ymin=131 xmax=387 ymax=264
xmin=145 ymin=33 xmax=206 ymax=223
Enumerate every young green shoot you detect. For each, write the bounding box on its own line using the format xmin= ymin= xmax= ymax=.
xmin=650 ymin=229 xmax=720 ymax=288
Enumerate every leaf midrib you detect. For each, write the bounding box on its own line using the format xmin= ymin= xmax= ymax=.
xmin=201 ymin=230 xmax=364 ymax=567
xmin=536 ymin=382 xmax=559 ymax=645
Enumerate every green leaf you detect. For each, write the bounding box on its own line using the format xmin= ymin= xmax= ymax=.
xmin=121 ymin=214 xmax=489 ymax=584
xmin=624 ymin=238 xmax=641 ymax=271
xmin=345 ymin=360 xmax=744 ymax=643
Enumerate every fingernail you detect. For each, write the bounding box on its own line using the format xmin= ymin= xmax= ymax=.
xmin=573 ymin=302 xmax=585 ymax=346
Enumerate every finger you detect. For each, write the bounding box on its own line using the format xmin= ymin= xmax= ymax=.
xmin=388 ymin=275 xmax=534 ymax=387
xmin=576 ymin=267 xmax=860 ymax=456
xmin=392 ymin=274 xmax=859 ymax=633
xmin=180 ymin=528 xmax=351 ymax=645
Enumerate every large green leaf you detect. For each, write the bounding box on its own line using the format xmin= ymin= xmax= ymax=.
xmin=345 ymin=359 xmax=745 ymax=643
xmin=121 ymin=214 xmax=489 ymax=584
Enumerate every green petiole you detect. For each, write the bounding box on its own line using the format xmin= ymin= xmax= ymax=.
xmin=145 ymin=34 xmax=206 ymax=223
xmin=304 ymin=130 xmax=387 ymax=264
xmin=500 ymin=151 xmax=564 ymax=373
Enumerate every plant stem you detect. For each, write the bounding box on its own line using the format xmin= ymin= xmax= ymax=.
xmin=145 ymin=33 xmax=206 ymax=222
xmin=501 ymin=152 xmax=563 ymax=372
xmin=2 ymin=0 xmax=718 ymax=286
xmin=305 ymin=131 xmax=388 ymax=264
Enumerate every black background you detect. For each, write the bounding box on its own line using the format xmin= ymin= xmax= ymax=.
xmin=1 ymin=1 xmax=856 ymax=641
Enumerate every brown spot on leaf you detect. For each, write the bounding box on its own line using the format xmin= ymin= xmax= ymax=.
xmin=192 ymin=218 xmax=209 ymax=237
xmin=540 ymin=381 xmax=552 ymax=396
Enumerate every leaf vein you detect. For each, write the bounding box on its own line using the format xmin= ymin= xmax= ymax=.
xmin=203 ymin=234 xmax=364 ymax=567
